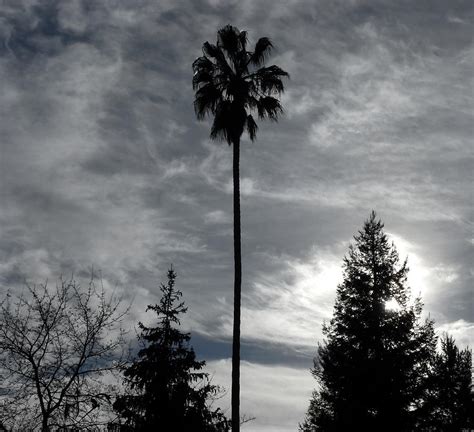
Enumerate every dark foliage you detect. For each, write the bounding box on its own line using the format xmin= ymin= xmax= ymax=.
xmin=112 ymin=268 xmax=229 ymax=432
xmin=300 ymin=212 xmax=437 ymax=432
xmin=192 ymin=24 xmax=288 ymax=145
xmin=420 ymin=334 xmax=473 ymax=431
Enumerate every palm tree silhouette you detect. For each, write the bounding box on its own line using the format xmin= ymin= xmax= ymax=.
xmin=193 ymin=25 xmax=288 ymax=431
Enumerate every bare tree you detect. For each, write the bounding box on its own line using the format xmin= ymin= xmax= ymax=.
xmin=0 ymin=275 xmax=129 ymax=431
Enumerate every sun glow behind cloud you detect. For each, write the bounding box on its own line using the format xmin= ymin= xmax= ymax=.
xmin=203 ymin=247 xmax=345 ymax=349
xmin=199 ymin=227 xmax=468 ymax=354
xmin=384 ymin=298 xmax=402 ymax=312
xmin=387 ymin=232 xmax=431 ymax=301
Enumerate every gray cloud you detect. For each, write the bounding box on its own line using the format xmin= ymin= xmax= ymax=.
xmin=1 ymin=0 xmax=472 ymax=429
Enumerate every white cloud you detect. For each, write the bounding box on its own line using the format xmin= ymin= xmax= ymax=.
xmin=436 ymin=320 xmax=474 ymax=349
xmin=447 ymin=15 xmax=467 ymax=25
xmin=206 ymin=246 xmax=344 ymax=348
xmin=199 ymin=140 xmax=232 ymax=191
xmin=204 ymin=359 xmax=313 ymax=432
xmin=386 ymin=232 xmax=469 ymax=323
xmin=0 ymin=248 xmax=55 ymax=284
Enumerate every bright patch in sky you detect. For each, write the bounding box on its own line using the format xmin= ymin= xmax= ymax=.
xmin=387 ymin=232 xmax=430 ymax=300
xmin=385 ymin=298 xmax=401 ymax=312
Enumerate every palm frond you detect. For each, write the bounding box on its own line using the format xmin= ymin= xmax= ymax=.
xmin=217 ymin=25 xmax=251 ymax=76
xmin=238 ymin=31 xmax=248 ymax=52
xmin=192 ymin=67 xmax=213 ymax=90
xmin=210 ymin=100 xmax=233 ymax=143
xmin=202 ymin=41 xmax=234 ymax=79
xmin=246 ymin=115 xmax=258 ymax=141
xmin=249 ymin=37 xmax=273 ymax=66
xmin=235 ymin=32 xmax=250 ymax=74
xmin=192 ymin=56 xmax=213 ymax=74
xmin=254 ymin=65 xmax=289 ymax=94
xmin=217 ymin=25 xmax=242 ymax=54
xmin=194 ymin=83 xmax=222 ymax=119
xmin=256 ymin=96 xmax=283 ymax=121
xmin=202 ymin=41 xmax=221 ymax=59
xmin=245 ymin=95 xmax=259 ymax=111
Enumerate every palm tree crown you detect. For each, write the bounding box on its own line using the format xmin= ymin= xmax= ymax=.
xmin=192 ymin=25 xmax=289 ymax=144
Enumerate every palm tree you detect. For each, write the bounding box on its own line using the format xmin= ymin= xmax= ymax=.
xmin=193 ymin=25 xmax=288 ymax=431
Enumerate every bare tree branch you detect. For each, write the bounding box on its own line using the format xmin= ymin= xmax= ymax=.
xmin=0 ymin=275 xmax=130 ymax=431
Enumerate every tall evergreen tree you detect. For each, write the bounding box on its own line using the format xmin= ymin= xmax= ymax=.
xmin=112 ymin=268 xmax=229 ymax=431
xmin=300 ymin=212 xmax=436 ymax=432
xmin=421 ymin=334 xmax=473 ymax=431
xmin=192 ymin=25 xmax=288 ymax=432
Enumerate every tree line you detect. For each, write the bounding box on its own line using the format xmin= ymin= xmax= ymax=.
xmin=299 ymin=212 xmax=473 ymax=431
xmin=0 ymin=268 xmax=228 ymax=432
xmin=0 ymin=212 xmax=472 ymax=431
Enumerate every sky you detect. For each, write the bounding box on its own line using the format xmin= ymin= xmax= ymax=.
xmin=0 ymin=0 xmax=473 ymax=430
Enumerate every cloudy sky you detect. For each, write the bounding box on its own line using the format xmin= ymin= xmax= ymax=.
xmin=0 ymin=0 xmax=473 ymax=430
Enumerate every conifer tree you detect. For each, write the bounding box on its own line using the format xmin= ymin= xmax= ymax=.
xmin=300 ymin=212 xmax=436 ymax=432
xmin=421 ymin=334 xmax=473 ymax=431
xmin=112 ymin=267 xmax=229 ymax=431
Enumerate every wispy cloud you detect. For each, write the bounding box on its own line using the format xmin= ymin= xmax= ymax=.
xmin=0 ymin=0 xmax=472 ymax=429
xmin=436 ymin=320 xmax=474 ymax=349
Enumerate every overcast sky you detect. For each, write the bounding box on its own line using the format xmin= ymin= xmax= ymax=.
xmin=0 ymin=0 xmax=473 ymax=430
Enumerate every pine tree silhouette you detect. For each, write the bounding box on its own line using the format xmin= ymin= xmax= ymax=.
xmin=420 ymin=334 xmax=473 ymax=431
xmin=300 ymin=212 xmax=436 ymax=432
xmin=113 ymin=267 xmax=229 ymax=431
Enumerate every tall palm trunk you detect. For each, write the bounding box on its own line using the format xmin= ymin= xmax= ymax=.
xmin=231 ymin=137 xmax=241 ymax=432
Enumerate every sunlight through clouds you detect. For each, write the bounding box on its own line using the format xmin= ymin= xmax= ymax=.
xmin=241 ymin=247 xmax=344 ymax=347
xmin=387 ymin=232 xmax=431 ymax=301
